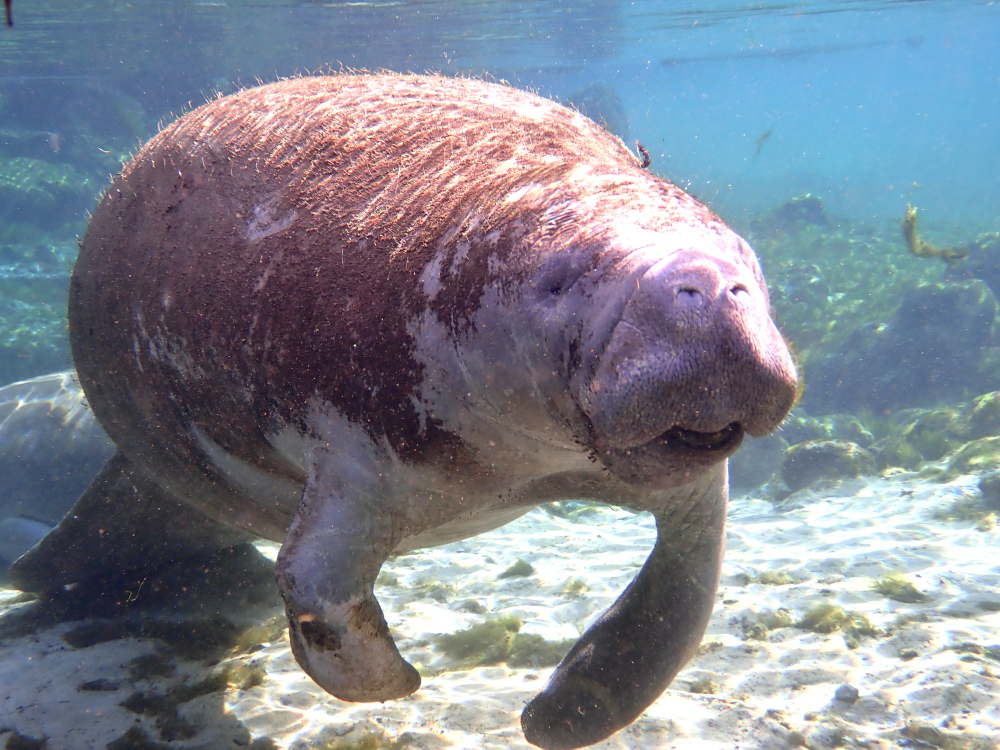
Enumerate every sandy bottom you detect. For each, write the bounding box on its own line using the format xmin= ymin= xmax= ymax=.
xmin=2 ymin=470 xmax=999 ymax=749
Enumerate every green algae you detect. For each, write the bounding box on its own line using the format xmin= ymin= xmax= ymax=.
xmin=796 ymin=603 xmax=849 ymax=633
xmin=948 ymin=437 xmax=1000 ymax=476
xmin=411 ymin=576 xmax=456 ymax=602
xmin=872 ymin=572 xmax=929 ymax=603
xmin=433 ymin=615 xmax=522 ymax=666
xmin=843 ymin=613 xmax=879 ymax=649
xmin=498 ymin=559 xmax=535 ymax=579
xmin=314 ymin=730 xmax=411 ymax=750
xmin=795 ymin=602 xmax=878 ymax=648
xmin=562 ymin=577 xmax=589 ymax=597
xmin=903 ymin=722 xmax=996 ymax=750
xmin=764 ymin=609 xmax=797 ymax=629
xmin=432 ymin=615 xmax=573 ymax=670
xmin=744 ymin=608 xmax=796 ymax=640
xmin=458 ymin=599 xmax=487 ymax=614
xmin=755 ymin=570 xmax=795 ymax=585
xmin=688 ymin=676 xmax=719 ymax=694
xmin=506 ymin=633 xmax=575 ymax=668
xmin=375 ymin=571 xmax=400 ymax=587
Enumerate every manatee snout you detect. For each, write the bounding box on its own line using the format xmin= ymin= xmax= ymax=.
xmin=582 ymin=246 xmax=797 ymax=474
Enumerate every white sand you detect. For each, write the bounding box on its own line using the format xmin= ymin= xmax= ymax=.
xmin=2 ymin=470 xmax=999 ymax=749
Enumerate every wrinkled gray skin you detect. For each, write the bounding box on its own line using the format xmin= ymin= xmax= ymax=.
xmin=11 ymin=75 xmax=797 ymax=750
xmin=0 ymin=372 xmax=113 ymax=567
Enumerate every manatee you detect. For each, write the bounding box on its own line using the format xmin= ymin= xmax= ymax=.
xmin=10 ymin=74 xmax=797 ymax=749
xmin=0 ymin=371 xmax=113 ymax=568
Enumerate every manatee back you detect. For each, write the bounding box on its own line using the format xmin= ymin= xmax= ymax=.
xmin=70 ymin=74 xmax=726 ymax=539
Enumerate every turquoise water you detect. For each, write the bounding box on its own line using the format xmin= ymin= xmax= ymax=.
xmin=1 ymin=2 xmax=1000 ymax=749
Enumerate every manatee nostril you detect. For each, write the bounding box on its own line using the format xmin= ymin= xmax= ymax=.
xmin=729 ymin=283 xmax=750 ymax=299
xmin=675 ymin=287 xmax=705 ymax=308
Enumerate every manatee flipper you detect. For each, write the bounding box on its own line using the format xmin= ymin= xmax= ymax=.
xmin=9 ymin=450 xmax=250 ymax=595
xmin=275 ymin=445 xmax=420 ymax=703
xmin=521 ymin=466 xmax=728 ymax=750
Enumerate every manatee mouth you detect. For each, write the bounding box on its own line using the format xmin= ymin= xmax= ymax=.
xmin=655 ymin=422 xmax=742 ymax=453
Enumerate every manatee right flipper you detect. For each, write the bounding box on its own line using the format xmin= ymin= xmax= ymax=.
xmin=275 ymin=444 xmax=421 ymax=703
xmin=520 ymin=467 xmax=728 ymax=750
xmin=9 ymin=450 xmax=251 ymax=598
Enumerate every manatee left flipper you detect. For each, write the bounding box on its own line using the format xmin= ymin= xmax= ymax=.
xmin=9 ymin=450 xmax=251 ymax=597
xmin=521 ymin=467 xmax=728 ymax=750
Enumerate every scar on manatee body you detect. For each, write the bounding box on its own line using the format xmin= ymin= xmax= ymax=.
xmin=635 ymin=141 xmax=651 ymax=169
xmin=902 ymin=204 xmax=969 ymax=267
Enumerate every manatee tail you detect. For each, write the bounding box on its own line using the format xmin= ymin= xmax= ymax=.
xmin=520 ymin=468 xmax=727 ymax=750
xmin=9 ymin=450 xmax=249 ymax=597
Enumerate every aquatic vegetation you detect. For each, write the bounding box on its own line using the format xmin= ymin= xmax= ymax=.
xmin=959 ymin=391 xmax=1000 ymax=440
xmin=976 ymin=513 xmax=997 ymax=532
xmin=902 ymin=204 xmax=970 ymax=267
xmin=128 ymin=653 xmax=175 ymax=680
xmin=458 ymin=599 xmax=487 ymax=614
xmin=562 ymin=577 xmax=589 ymax=597
xmin=412 ymin=576 xmax=456 ymax=602
xmin=431 ymin=615 xmax=571 ymax=670
xmin=781 ymin=412 xmax=875 ymax=448
xmin=951 ymin=642 xmax=1000 ymax=662
xmin=843 ymin=613 xmax=878 ymax=650
xmin=375 ymin=571 xmax=399 ymax=587
xmin=755 ymin=570 xmax=795 ymax=585
xmin=748 ymin=219 xmax=939 ymax=402
xmin=432 ymin=615 xmax=522 ymax=667
xmin=932 ymin=495 xmax=993 ymax=525
xmin=498 ymin=558 xmax=535 ymax=579
xmin=781 ymin=439 xmax=875 ymax=494
xmin=0 ymin=156 xmax=96 ymax=227
xmin=743 ymin=608 xmax=796 ymax=640
xmin=946 ymin=437 xmax=1000 ymax=477
xmin=764 ymin=609 xmax=797 ymax=629
xmin=116 ymin=661 xmax=264 ymax=745
xmin=871 ymin=572 xmax=929 ymax=603
xmin=232 ymin=614 xmax=287 ymax=654
xmin=903 ymin=722 xmax=996 ymax=750
xmin=796 ymin=603 xmax=849 ymax=633
xmin=807 ymin=280 xmax=998 ymax=415
xmin=795 ymin=603 xmax=878 ymax=649
xmin=687 ymin=676 xmax=719 ymax=694
xmin=506 ymin=633 xmax=575 ymax=668
xmin=750 ymin=194 xmax=829 ymax=238
xmin=313 ymin=730 xmax=411 ymax=750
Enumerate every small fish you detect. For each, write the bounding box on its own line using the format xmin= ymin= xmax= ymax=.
xmin=901 ymin=204 xmax=969 ymax=267
xmin=754 ymin=127 xmax=773 ymax=157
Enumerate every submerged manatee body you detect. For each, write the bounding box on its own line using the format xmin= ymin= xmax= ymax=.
xmin=0 ymin=372 xmax=113 ymax=567
xmin=11 ymin=74 xmax=797 ymax=749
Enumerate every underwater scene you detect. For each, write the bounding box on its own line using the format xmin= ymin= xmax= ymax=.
xmin=1 ymin=1 xmax=1000 ymax=749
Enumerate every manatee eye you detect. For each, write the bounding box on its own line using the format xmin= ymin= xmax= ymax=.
xmin=534 ymin=255 xmax=587 ymax=297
